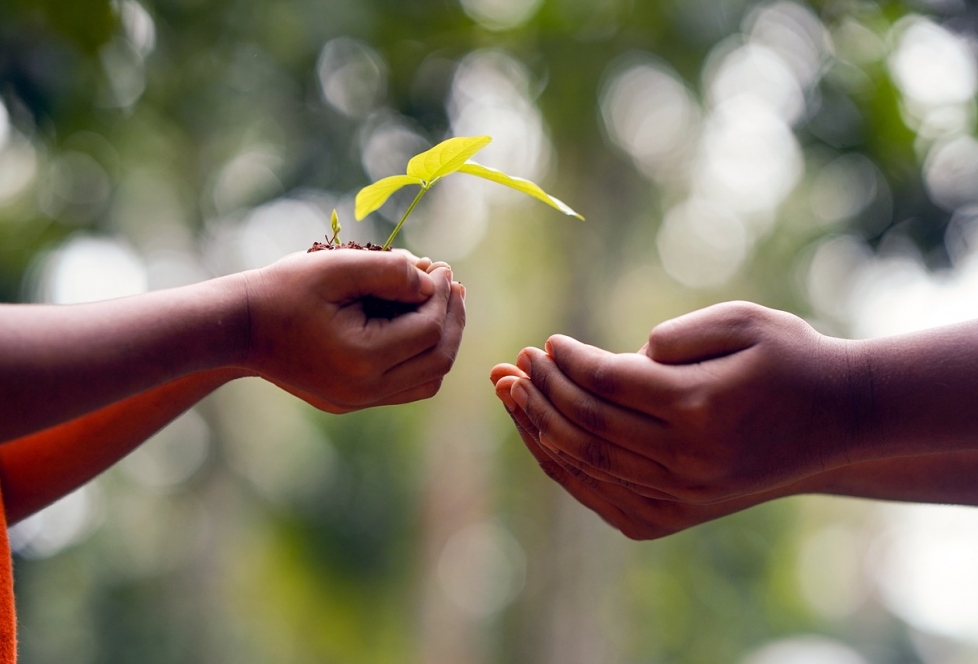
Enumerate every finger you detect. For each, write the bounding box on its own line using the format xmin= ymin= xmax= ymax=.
xmin=382 ymin=277 xmax=465 ymax=391
xmin=426 ymin=261 xmax=451 ymax=273
xmin=519 ymin=346 xmax=667 ymax=444
xmin=543 ymin=336 xmax=688 ymax=416
xmin=509 ymin=376 xmax=677 ymax=493
xmin=516 ymin=347 xmax=681 ymax=497
xmin=490 ymin=363 xmax=527 ymax=387
xmin=390 ymin=248 xmax=438 ymax=274
xmin=321 ymin=250 xmax=436 ymax=303
xmin=647 ymin=301 xmax=767 ymax=364
xmin=508 ymin=406 xmax=635 ymax=534
xmin=357 ymin=267 xmax=454 ymax=370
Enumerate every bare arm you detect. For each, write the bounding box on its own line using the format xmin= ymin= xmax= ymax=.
xmin=491 ymin=302 xmax=978 ymax=539
xmin=0 ymin=277 xmax=248 ymax=443
xmin=492 ymin=366 xmax=978 ymax=540
xmin=0 ymin=249 xmax=464 ymax=444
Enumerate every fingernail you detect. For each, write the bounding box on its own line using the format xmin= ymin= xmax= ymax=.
xmin=420 ymin=274 xmax=435 ymax=296
xmin=510 ymin=382 xmax=528 ymax=409
xmin=460 ymin=284 xmax=466 ymax=300
xmin=538 ymin=432 xmax=556 ymax=450
xmin=516 ymin=351 xmax=531 ymax=375
xmin=544 ymin=338 xmax=553 ymax=356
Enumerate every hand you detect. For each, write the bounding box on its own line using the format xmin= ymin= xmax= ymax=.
xmin=490 ymin=364 xmax=795 ymax=540
xmin=495 ymin=302 xmax=861 ymax=504
xmin=244 ymin=249 xmax=465 ymax=413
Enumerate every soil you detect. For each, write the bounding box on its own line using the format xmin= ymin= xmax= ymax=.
xmin=307 ymin=239 xmax=418 ymax=320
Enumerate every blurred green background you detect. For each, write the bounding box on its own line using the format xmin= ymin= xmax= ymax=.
xmin=4 ymin=0 xmax=978 ymax=662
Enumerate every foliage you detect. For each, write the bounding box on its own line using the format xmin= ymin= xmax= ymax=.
xmin=355 ymin=135 xmax=582 ymax=249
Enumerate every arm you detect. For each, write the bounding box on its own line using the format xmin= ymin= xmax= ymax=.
xmin=0 ymin=249 xmax=464 ymax=443
xmin=491 ymin=301 xmax=978 ymax=539
xmin=492 ymin=366 xmax=978 ymax=540
xmin=501 ymin=302 xmax=978 ymax=505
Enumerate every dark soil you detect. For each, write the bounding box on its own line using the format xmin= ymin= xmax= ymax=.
xmin=307 ymin=239 xmax=418 ymax=320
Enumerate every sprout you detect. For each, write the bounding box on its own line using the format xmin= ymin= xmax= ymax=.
xmin=354 ymin=135 xmax=583 ymax=249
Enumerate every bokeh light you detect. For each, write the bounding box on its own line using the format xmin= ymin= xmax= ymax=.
xmin=119 ymin=408 xmax=211 ymax=490
xmin=459 ymin=0 xmax=543 ymax=32
xmin=656 ymin=197 xmax=749 ymax=288
xmin=695 ymin=96 xmax=803 ymax=218
xmin=600 ymin=56 xmax=700 ymax=180
xmin=9 ymin=485 xmax=104 ymax=560
xmin=874 ymin=504 xmax=978 ymax=645
xmin=739 ymin=635 xmax=870 ymax=664
xmin=436 ymin=521 xmax=527 ymax=618
xmin=317 ymin=37 xmax=388 ymax=118
xmin=33 ymin=234 xmax=147 ymax=304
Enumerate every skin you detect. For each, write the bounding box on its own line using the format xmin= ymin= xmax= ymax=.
xmin=0 ymin=250 xmax=465 ymax=524
xmin=491 ymin=301 xmax=978 ymax=540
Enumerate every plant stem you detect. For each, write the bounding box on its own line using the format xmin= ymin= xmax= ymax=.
xmin=382 ymin=185 xmax=428 ymax=250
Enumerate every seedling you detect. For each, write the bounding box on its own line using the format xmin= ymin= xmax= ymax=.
xmin=355 ymin=135 xmax=583 ymax=250
xmin=329 ymin=208 xmax=341 ymax=245
xmin=308 ymin=135 xmax=582 ymax=318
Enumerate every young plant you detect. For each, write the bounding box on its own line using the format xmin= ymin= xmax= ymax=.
xmin=354 ymin=135 xmax=583 ymax=250
xmin=329 ymin=208 xmax=341 ymax=246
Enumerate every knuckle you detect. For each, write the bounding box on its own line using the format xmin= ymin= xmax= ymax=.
xmin=538 ymin=461 xmax=563 ymax=482
xmin=433 ymin=348 xmax=457 ymax=376
xmin=722 ymin=300 xmax=770 ymax=334
xmin=582 ymin=440 xmax=614 ymax=472
xmin=529 ymin=403 xmax=555 ymax=438
xmin=564 ymin=461 xmax=600 ymax=489
xmin=573 ymin=396 xmax=607 ymax=433
xmin=589 ymin=358 xmax=620 ymax=397
xmin=528 ymin=360 xmax=554 ymax=395
xmin=421 ymin=318 xmax=445 ymax=348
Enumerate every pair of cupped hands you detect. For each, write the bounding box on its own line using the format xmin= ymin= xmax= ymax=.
xmin=264 ymin=250 xmax=903 ymax=541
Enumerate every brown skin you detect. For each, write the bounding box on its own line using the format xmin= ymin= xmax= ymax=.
xmin=0 ymin=251 xmax=465 ymax=524
xmin=491 ymin=301 xmax=978 ymax=540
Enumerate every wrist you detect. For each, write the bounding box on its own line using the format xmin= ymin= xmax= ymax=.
xmin=816 ymin=336 xmax=879 ymax=468
xmin=204 ymin=272 xmax=255 ymax=371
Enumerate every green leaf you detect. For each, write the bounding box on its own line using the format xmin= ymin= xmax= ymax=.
xmin=355 ymin=175 xmax=424 ymax=220
xmin=330 ymin=208 xmax=341 ymax=239
xmin=406 ymin=136 xmax=492 ymax=182
xmin=457 ymin=162 xmax=585 ymax=220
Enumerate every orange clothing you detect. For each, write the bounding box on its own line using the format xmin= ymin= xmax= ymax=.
xmin=0 ymin=484 xmax=16 ymax=663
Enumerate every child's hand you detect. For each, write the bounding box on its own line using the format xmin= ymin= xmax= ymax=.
xmin=243 ymin=249 xmax=465 ymax=413
xmin=494 ymin=302 xmax=862 ymax=505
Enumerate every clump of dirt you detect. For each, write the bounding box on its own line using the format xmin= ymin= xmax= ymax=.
xmin=307 ymin=239 xmax=418 ymax=320
xmin=307 ymin=240 xmax=387 ymax=253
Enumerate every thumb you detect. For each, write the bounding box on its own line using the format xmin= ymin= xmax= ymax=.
xmin=648 ymin=301 xmax=766 ymax=364
xmin=326 ymin=251 xmax=437 ymax=303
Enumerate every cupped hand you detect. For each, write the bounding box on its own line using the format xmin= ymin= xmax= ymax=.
xmin=244 ymin=249 xmax=465 ymax=413
xmin=490 ymin=364 xmax=795 ymax=540
xmin=494 ymin=302 xmax=863 ymax=504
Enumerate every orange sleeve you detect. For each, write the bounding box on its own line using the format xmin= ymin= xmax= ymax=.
xmin=0 ymin=481 xmax=18 ymax=664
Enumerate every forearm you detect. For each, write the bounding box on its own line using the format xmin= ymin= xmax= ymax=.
xmin=842 ymin=320 xmax=978 ymax=462
xmin=0 ymin=368 xmax=249 ymax=524
xmin=788 ymin=451 xmax=978 ymax=506
xmin=0 ymin=273 xmax=250 ymax=442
